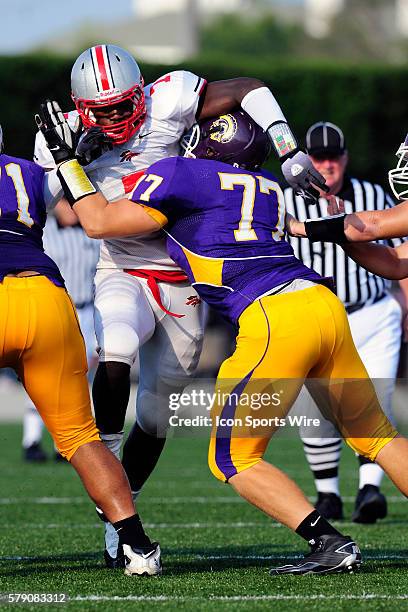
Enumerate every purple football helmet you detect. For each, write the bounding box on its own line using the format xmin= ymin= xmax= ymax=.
xmin=180 ymin=110 xmax=270 ymax=170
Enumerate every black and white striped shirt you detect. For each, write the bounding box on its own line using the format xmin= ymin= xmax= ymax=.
xmin=284 ymin=177 xmax=407 ymax=309
xmin=43 ymin=216 xmax=100 ymax=307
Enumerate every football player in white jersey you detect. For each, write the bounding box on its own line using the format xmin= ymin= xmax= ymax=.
xmin=35 ymin=44 xmax=327 ymax=567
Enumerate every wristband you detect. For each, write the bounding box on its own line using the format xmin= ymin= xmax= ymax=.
xmin=267 ymin=121 xmax=298 ymax=159
xmin=57 ymin=159 xmax=97 ymax=207
xmin=304 ymin=214 xmax=348 ymax=243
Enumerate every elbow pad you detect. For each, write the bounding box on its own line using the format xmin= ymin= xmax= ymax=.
xmin=304 ymin=214 xmax=349 ymax=243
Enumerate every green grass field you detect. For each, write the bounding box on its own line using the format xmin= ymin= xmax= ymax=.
xmin=0 ymin=424 xmax=407 ymax=611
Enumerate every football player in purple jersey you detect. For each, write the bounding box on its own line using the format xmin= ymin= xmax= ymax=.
xmin=0 ymin=124 xmax=162 ymax=576
xmin=38 ymin=104 xmax=408 ymax=576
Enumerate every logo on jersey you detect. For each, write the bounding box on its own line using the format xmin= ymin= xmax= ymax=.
xmin=186 ymin=295 xmax=201 ymax=307
xmin=120 ymin=150 xmax=141 ymax=162
xmin=209 ymin=114 xmax=237 ymax=144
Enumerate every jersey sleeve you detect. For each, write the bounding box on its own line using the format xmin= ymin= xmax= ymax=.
xmin=34 ymin=130 xmax=56 ymax=170
xmin=147 ymin=70 xmax=207 ymax=131
xmin=130 ymin=157 xmax=186 ymax=226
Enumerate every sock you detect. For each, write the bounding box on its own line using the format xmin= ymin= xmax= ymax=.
xmin=358 ymin=457 xmax=384 ymax=489
xmin=113 ymin=514 xmax=152 ymax=550
xmin=122 ymin=423 xmax=166 ymax=493
xmin=100 ymin=432 xmax=123 ymax=461
xmin=315 ymin=477 xmax=340 ymax=496
xmin=22 ymin=404 xmax=44 ymax=448
xmin=295 ymin=510 xmax=342 ymax=544
xmin=302 ymin=439 xmax=342 ymax=495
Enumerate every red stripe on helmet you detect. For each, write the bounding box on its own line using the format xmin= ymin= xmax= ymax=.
xmin=94 ymin=45 xmax=110 ymax=91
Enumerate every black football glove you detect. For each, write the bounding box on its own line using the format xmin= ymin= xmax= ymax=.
xmin=35 ymin=100 xmax=81 ymax=164
xmin=281 ymin=150 xmax=329 ymax=203
xmin=76 ymin=126 xmax=112 ymax=165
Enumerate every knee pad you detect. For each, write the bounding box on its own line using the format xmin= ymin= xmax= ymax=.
xmin=99 ymin=322 xmax=140 ymax=365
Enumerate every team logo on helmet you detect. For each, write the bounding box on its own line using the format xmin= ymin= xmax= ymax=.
xmin=209 ymin=114 xmax=237 ymax=144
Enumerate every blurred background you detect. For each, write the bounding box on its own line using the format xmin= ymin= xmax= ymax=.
xmin=1 ymin=0 xmax=408 ymax=426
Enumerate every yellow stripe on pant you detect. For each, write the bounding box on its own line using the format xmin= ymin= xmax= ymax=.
xmin=0 ymin=276 xmax=100 ymax=460
xmin=208 ymin=284 xmax=397 ymax=482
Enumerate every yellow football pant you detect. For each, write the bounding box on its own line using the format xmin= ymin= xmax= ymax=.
xmin=208 ymin=284 xmax=397 ymax=482
xmin=0 ymin=277 xmax=100 ymax=460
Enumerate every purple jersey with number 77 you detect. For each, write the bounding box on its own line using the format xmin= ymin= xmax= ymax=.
xmin=131 ymin=156 xmax=325 ymax=323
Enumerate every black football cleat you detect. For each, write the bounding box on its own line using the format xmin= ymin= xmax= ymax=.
xmin=315 ymin=492 xmax=343 ymax=520
xmin=270 ymin=535 xmax=361 ymax=575
xmin=352 ymin=485 xmax=387 ymax=524
xmin=24 ymin=443 xmax=47 ymax=463
xmin=104 ymin=547 xmax=126 ymax=569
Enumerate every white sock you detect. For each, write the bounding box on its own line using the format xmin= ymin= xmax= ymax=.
xmin=100 ymin=432 xmax=124 ymax=460
xmin=22 ymin=405 xmax=44 ymax=448
xmin=315 ymin=477 xmax=340 ymax=496
xmin=359 ymin=463 xmax=384 ymax=489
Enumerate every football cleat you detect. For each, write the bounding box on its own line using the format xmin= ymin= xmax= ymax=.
xmin=123 ymin=542 xmax=162 ymax=576
xmin=315 ymin=492 xmax=343 ymax=520
xmin=24 ymin=443 xmax=47 ymax=462
xmin=352 ymin=485 xmax=387 ymax=524
xmin=270 ymin=535 xmax=361 ymax=575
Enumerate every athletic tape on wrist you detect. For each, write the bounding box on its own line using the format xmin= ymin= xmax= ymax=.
xmin=57 ymin=159 xmax=97 ymax=206
xmin=267 ymin=122 xmax=298 ymax=159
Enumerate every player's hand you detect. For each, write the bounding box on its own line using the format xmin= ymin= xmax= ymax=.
xmin=76 ymin=127 xmax=112 ymax=165
xmin=281 ymin=151 xmax=329 ymax=204
xmin=35 ymin=100 xmax=78 ymax=164
xmin=326 ymin=196 xmax=345 ymax=216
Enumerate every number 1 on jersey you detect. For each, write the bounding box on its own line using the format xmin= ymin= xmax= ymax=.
xmin=0 ymin=163 xmax=34 ymax=227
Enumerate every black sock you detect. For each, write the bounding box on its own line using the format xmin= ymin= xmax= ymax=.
xmin=295 ymin=510 xmax=342 ymax=544
xmin=113 ymin=514 xmax=152 ymax=550
xmin=122 ymin=423 xmax=166 ymax=493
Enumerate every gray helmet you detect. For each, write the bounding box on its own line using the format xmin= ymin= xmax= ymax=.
xmin=71 ymin=44 xmax=146 ymax=144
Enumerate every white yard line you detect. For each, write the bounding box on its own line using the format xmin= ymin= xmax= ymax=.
xmin=0 ymin=495 xmax=405 ymax=504
xmin=72 ymin=594 xmax=408 ymax=602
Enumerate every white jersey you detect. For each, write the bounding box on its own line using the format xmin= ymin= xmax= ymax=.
xmin=34 ymin=70 xmax=206 ymax=270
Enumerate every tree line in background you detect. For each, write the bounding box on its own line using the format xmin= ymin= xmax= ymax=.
xmin=2 ymin=53 xmax=407 ymax=187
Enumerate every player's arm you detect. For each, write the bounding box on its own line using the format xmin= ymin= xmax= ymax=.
xmin=71 ymin=191 xmax=162 ymax=238
xmin=292 ymin=195 xmax=408 ymax=243
xmin=200 ymin=79 xmax=327 ymax=202
xmin=339 ymin=241 xmax=408 ymax=280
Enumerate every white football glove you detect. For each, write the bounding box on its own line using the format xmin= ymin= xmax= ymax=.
xmin=282 ymin=150 xmax=328 ymax=203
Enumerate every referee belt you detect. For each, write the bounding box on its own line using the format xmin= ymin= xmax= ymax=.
xmin=345 ymin=293 xmax=386 ymax=315
xmin=124 ymin=268 xmax=188 ymax=318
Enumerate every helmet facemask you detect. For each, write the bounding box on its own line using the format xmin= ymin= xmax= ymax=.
xmin=389 ymin=136 xmax=408 ymax=201
xmin=73 ymin=83 xmax=146 ymax=145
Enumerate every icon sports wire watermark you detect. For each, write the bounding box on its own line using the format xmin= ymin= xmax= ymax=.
xmin=151 ymin=377 xmax=405 ymax=440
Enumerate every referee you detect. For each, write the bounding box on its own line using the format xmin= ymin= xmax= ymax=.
xmin=284 ymin=121 xmax=408 ymax=523
xmin=22 ymin=200 xmax=100 ymax=461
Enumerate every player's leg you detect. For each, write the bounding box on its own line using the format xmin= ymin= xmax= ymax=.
xmin=347 ymin=295 xmax=401 ymax=522
xmin=12 ymin=277 xmax=160 ymax=575
xmin=92 ymin=269 xmax=156 ymax=459
xmin=122 ymin=280 xmax=205 ymax=497
xmin=105 ymin=281 xmax=204 ymax=568
xmin=22 ymin=400 xmax=47 ymax=462
xmin=310 ymin=287 xmax=408 ymax=499
xmin=208 ymin=290 xmax=360 ymax=575
xmin=299 ymin=390 xmax=343 ymax=519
